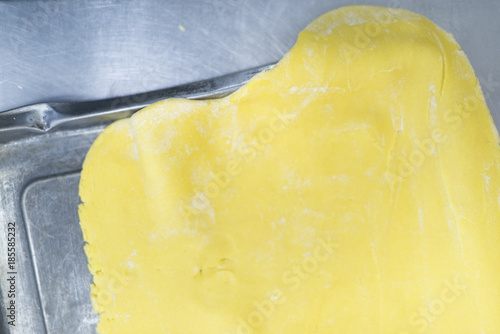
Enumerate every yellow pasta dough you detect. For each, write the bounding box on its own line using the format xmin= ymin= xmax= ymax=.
xmin=79 ymin=5 xmax=500 ymax=333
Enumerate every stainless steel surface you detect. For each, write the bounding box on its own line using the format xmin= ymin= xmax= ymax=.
xmin=0 ymin=1 xmax=499 ymax=334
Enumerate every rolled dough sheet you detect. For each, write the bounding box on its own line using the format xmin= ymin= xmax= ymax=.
xmin=79 ymin=5 xmax=500 ymax=333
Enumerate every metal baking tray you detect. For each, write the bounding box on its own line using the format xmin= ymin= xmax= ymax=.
xmin=0 ymin=2 xmax=499 ymax=334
